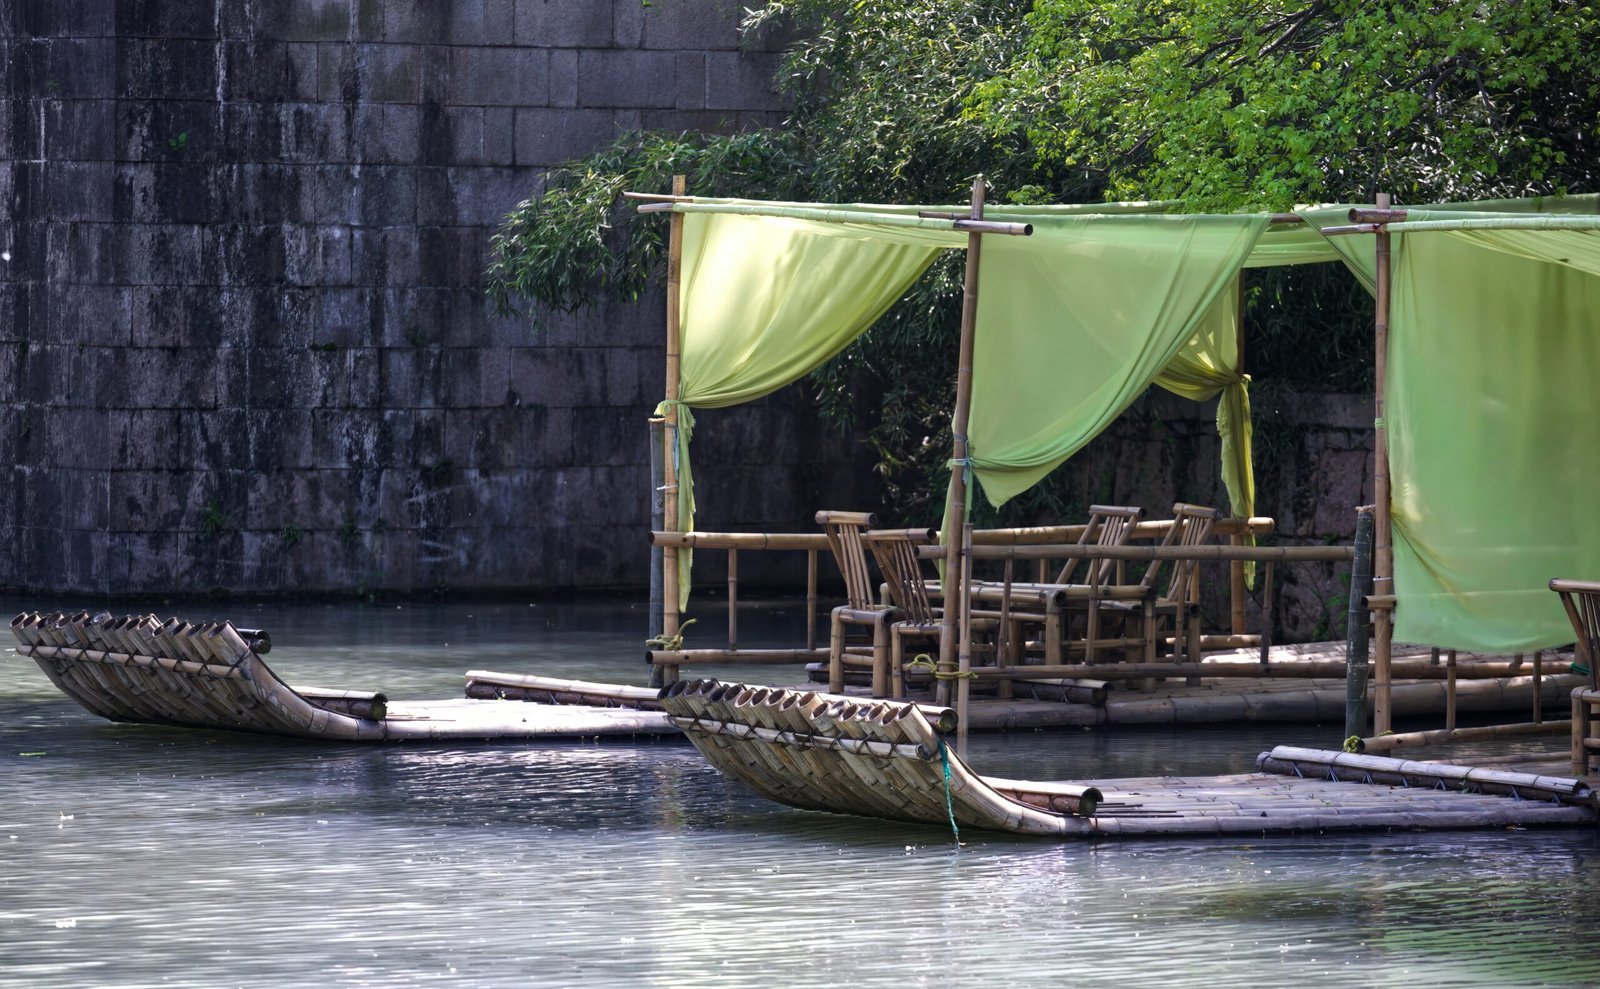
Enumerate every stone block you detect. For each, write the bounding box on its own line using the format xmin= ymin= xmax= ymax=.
xmin=46 ymin=161 xmax=114 ymax=223
xmin=20 ymin=38 xmax=115 ymax=98
xmin=382 ymin=0 xmax=450 ymax=43
xmin=548 ymin=49 xmax=577 ymax=108
xmin=285 ymin=42 xmax=322 ymax=99
xmin=414 ymin=167 xmax=460 ymax=225
xmin=279 ymin=103 xmax=351 ymax=163
xmin=255 ymin=0 xmax=353 ymax=42
xmin=223 ymin=102 xmax=286 ymax=161
xmin=223 ymin=41 xmax=291 ymax=101
xmin=116 ymin=223 xmax=208 ymax=287
xmin=448 ymin=0 xmax=517 ymax=46
xmin=45 ymin=221 xmax=117 ymax=286
xmin=514 ymin=0 xmax=613 ymax=47
xmin=355 ymin=166 xmax=417 ymax=225
xmin=576 ymin=50 xmax=674 ymax=108
xmin=641 ymin=1 xmax=741 ymax=50
xmin=43 ymin=406 xmax=128 ymax=469
xmin=318 ymin=289 xmax=382 ymax=348
xmin=512 ymin=107 xmax=616 ymax=167
xmin=313 ymin=408 xmax=386 ymax=468
xmin=214 ymin=163 xmax=314 ymax=225
xmin=673 ymin=52 xmax=706 ymax=109
xmin=211 ymin=225 xmax=287 ymax=290
xmin=448 ymin=47 xmax=550 ymax=106
xmin=117 ymin=38 xmax=220 ymax=101
xmin=21 ymin=0 xmax=114 ymax=37
xmin=354 ymin=42 xmax=419 ymax=102
xmin=43 ymin=99 xmax=115 ymax=162
xmin=130 ymin=285 xmax=223 ymax=349
xmin=317 ymin=41 xmax=358 ymax=102
xmin=704 ymin=51 xmax=783 ymax=111
xmin=508 ymin=346 xmax=607 ymax=409
xmin=571 ymin=405 xmax=642 ymax=467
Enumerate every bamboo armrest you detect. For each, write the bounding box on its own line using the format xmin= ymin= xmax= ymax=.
xmin=833 ymin=605 xmax=898 ymax=624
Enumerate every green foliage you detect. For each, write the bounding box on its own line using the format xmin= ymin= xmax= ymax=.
xmin=485 ymin=0 xmax=1599 ymax=522
xmin=198 ymin=501 xmax=229 ymax=541
xmin=974 ymin=0 xmax=1600 ymax=209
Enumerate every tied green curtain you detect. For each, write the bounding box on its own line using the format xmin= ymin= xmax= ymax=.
xmin=666 ymin=210 xmax=960 ymax=608
xmin=966 ymin=214 xmax=1271 ymax=508
xmin=1388 ymin=227 xmax=1600 ymax=651
xmin=1154 ymin=280 xmax=1256 ymax=582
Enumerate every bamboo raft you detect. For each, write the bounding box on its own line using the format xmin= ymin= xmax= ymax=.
xmin=9 ymin=612 xmax=673 ymax=740
xmin=658 ymin=680 xmax=1599 ymax=837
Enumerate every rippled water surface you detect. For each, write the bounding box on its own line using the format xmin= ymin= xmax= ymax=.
xmin=4 ymin=596 xmax=1599 ymax=988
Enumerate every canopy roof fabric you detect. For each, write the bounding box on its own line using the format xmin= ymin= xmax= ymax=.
xmin=663 ymin=193 xmax=1600 ymax=652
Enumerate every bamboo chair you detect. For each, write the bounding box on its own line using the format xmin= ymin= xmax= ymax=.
xmin=1125 ymin=503 xmax=1222 ymax=666
xmin=1550 ymin=578 xmax=1600 ymax=775
xmin=865 ymin=529 xmax=998 ymax=699
xmin=978 ymin=505 xmax=1146 ymax=666
xmin=817 ymin=510 xmax=895 ymax=696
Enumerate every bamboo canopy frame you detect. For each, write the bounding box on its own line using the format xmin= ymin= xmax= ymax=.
xmin=635 ymin=184 xmax=1600 ymax=738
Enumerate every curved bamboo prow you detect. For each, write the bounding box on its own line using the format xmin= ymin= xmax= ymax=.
xmin=659 ymin=680 xmax=1099 ymax=835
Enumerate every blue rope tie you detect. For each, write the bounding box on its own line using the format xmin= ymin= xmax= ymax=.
xmin=938 ymin=739 xmax=961 ymax=845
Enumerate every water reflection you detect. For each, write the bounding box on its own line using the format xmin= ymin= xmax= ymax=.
xmin=3 ymin=595 xmax=1599 ymax=987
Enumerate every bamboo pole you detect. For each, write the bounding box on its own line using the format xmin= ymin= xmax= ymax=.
xmin=1533 ymin=649 xmax=1543 ymax=723
xmin=1372 ymin=191 xmax=1395 ymax=735
xmin=806 ymin=549 xmax=818 ymax=650
xmin=1344 ymin=506 xmax=1374 ymax=741
xmin=647 ymin=517 xmax=1275 ymax=550
xmin=648 ymin=416 xmax=666 ymax=689
xmin=647 ymin=647 xmax=831 ymax=666
xmin=1230 ymin=272 xmax=1248 ymax=636
xmin=1446 ymin=649 xmax=1457 ymax=730
xmin=727 ymin=548 xmax=738 ymax=650
xmin=661 ymin=173 xmax=686 ymax=685
xmin=938 ymin=176 xmax=987 ymax=754
xmin=959 ymin=543 xmax=1352 ymax=562
xmin=1356 ymin=719 xmax=1570 ymax=753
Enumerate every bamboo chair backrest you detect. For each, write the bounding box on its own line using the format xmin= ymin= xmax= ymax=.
xmin=816 ymin=510 xmax=880 ymax=611
xmin=1153 ymin=503 xmax=1222 ymax=601
xmin=1053 ymin=505 xmax=1145 ymax=585
xmin=1551 ymin=578 xmax=1600 ymax=690
xmin=866 ymin=529 xmax=939 ymax=625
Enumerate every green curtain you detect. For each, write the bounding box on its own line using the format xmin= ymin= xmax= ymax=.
xmin=666 ymin=210 xmax=960 ymax=608
xmin=1388 ymin=228 xmax=1600 ymax=650
xmin=966 ymin=214 xmax=1271 ymax=507
xmin=1154 ymin=280 xmax=1256 ymax=581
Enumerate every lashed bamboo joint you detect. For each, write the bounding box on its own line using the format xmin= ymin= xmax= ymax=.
xmin=659 ymin=680 xmax=1598 ymax=837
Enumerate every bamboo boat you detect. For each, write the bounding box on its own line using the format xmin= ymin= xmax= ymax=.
xmin=659 ymin=679 xmax=1599 ymax=837
xmin=9 ymin=612 xmax=672 ymax=741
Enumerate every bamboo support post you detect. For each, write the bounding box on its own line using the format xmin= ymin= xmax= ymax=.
xmin=1446 ymin=649 xmax=1457 ymax=730
xmin=1372 ymin=192 xmax=1395 ymax=736
xmin=806 ymin=549 xmax=818 ymax=650
xmin=1344 ymin=506 xmax=1374 ymax=742
xmin=938 ymin=176 xmax=987 ymax=756
xmin=727 ymin=549 xmax=738 ymax=650
xmin=1357 ymin=719 xmax=1569 ymax=754
xmin=660 ymin=173 xmax=686 ymax=685
xmin=1259 ymin=561 xmax=1275 ymax=664
xmin=1230 ymin=272 xmax=1248 ymax=638
xmin=1533 ymin=649 xmax=1543 ymax=723
xmin=648 ymin=416 xmax=666 ymax=689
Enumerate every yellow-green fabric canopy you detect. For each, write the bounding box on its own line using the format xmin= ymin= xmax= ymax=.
xmin=663 ymin=193 xmax=1600 ymax=654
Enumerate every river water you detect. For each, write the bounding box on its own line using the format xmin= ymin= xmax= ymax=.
xmin=3 ymin=596 xmax=1598 ymax=988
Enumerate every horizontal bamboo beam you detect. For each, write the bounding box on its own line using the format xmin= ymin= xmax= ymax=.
xmin=463 ymin=670 xmax=662 ymax=705
xmin=21 ymin=644 xmax=244 ymax=680
xmin=961 ymin=658 xmax=1574 ymax=682
xmin=1363 ymin=594 xmax=1396 ymax=610
xmin=622 ymin=191 xmax=693 ymax=202
xmin=970 ymin=516 xmax=1276 ymax=544
xmin=649 ymin=517 xmax=1278 ymax=551
xmin=1348 ymin=207 xmax=1409 ymax=223
xmin=955 ymin=543 xmax=1353 ymax=563
xmin=1319 ymin=223 xmax=1383 ymax=236
xmin=666 ymin=714 xmax=934 ymax=760
xmin=1358 ymin=719 xmax=1569 ymax=753
xmin=648 ymin=647 xmax=831 ymax=666
xmin=635 ymin=201 xmax=1034 ymax=237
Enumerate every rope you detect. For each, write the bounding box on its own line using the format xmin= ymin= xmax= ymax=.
xmin=906 ymin=654 xmax=978 ymax=681
xmin=645 ymin=617 xmax=697 ymax=652
xmin=1342 ymin=735 xmax=1363 ymax=753
xmin=938 ymin=739 xmax=961 ymax=845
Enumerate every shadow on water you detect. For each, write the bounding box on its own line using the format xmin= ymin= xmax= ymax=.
xmin=5 ymin=595 xmax=1600 ymax=987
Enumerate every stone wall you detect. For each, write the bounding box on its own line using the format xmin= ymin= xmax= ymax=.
xmin=0 ymin=0 xmax=1375 ymax=641
xmin=2 ymin=0 xmax=877 ymax=597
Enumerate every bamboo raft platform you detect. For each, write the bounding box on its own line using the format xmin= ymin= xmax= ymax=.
xmin=9 ymin=612 xmax=673 ymax=741
xmin=659 ymin=679 xmax=1599 ymax=837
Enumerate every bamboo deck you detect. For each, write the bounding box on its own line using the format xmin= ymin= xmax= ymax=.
xmin=9 ymin=612 xmax=673 ymax=741
xmin=659 ymin=679 xmax=1599 ymax=838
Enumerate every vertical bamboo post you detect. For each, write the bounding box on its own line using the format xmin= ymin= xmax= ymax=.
xmin=1230 ymin=273 xmax=1249 ymax=637
xmin=660 ymin=174 xmax=687 ymax=685
xmin=1445 ymin=648 xmax=1457 ymax=730
xmin=1372 ymin=192 xmax=1395 ymax=735
xmin=938 ymin=176 xmax=987 ymax=750
xmin=648 ymin=416 xmax=666 ymax=689
xmin=806 ymin=549 xmax=818 ymax=651
xmin=726 ymin=549 xmax=738 ymax=651
xmin=1344 ymin=506 xmax=1374 ymax=742
xmin=1533 ymin=648 xmax=1543 ymax=724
